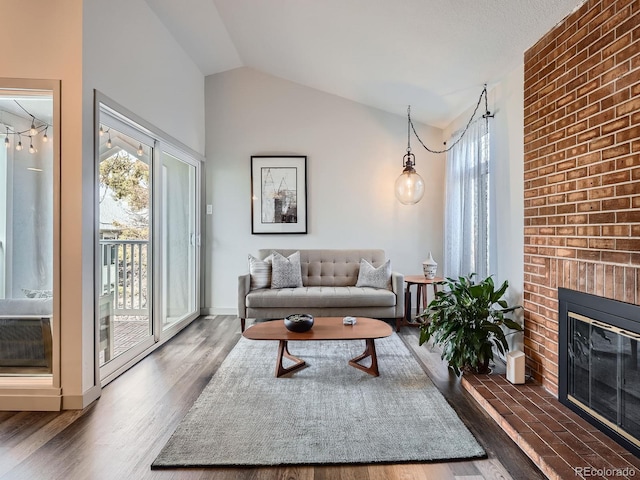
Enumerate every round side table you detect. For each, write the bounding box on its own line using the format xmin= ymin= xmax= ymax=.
xmin=397 ymin=275 xmax=445 ymax=331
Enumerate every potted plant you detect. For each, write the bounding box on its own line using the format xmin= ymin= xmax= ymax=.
xmin=418 ymin=274 xmax=522 ymax=376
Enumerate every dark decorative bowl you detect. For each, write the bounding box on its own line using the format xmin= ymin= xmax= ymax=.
xmin=284 ymin=314 xmax=314 ymax=333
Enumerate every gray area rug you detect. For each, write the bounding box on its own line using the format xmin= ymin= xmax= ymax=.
xmin=152 ymin=332 xmax=485 ymax=468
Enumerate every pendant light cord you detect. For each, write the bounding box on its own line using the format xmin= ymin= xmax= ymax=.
xmin=408 ymin=84 xmax=493 ymax=155
xmin=407 ymin=106 xmax=412 ymax=153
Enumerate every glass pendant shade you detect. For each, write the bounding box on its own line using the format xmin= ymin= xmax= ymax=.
xmin=395 ymin=165 xmax=425 ymax=205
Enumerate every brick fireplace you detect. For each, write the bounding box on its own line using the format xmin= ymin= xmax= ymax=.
xmin=523 ymin=0 xmax=640 ymax=396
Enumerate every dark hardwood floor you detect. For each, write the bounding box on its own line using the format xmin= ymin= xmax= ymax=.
xmin=0 ymin=316 xmax=544 ymax=480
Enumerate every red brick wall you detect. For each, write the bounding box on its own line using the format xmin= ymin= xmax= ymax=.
xmin=523 ymin=0 xmax=640 ymax=395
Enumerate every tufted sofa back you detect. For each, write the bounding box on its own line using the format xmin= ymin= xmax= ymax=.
xmin=257 ymin=249 xmax=387 ymax=287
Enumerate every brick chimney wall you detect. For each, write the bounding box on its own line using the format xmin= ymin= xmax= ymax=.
xmin=523 ymin=0 xmax=640 ymax=395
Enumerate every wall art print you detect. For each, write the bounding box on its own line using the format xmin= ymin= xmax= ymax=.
xmin=251 ymin=155 xmax=307 ymax=234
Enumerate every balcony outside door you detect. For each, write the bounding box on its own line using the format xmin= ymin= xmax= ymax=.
xmin=98 ymin=124 xmax=154 ymax=375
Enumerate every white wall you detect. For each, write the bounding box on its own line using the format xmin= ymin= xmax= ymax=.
xmin=491 ymin=68 xmax=525 ymax=312
xmin=205 ymin=67 xmax=445 ymax=313
xmin=493 ymin=67 xmax=525 ymax=350
xmin=83 ymin=0 xmax=205 ymax=154
xmin=443 ymin=70 xmax=525 ymax=348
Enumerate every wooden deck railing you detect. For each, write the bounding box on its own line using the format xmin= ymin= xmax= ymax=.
xmin=100 ymin=240 xmax=148 ymax=316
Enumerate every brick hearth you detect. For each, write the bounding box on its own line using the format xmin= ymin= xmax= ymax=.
xmin=462 ymin=374 xmax=640 ymax=480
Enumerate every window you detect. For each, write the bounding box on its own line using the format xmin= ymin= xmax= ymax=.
xmin=443 ymin=118 xmax=491 ymax=279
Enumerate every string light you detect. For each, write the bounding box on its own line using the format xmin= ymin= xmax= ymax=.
xmin=0 ymin=101 xmax=52 ymax=152
xmin=137 ymin=143 xmax=143 ymax=156
xmin=29 ymin=117 xmax=37 ymax=136
xmin=100 ymin=125 xmax=113 ymax=148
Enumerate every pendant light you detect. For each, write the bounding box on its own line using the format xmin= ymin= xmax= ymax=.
xmin=395 ymin=85 xmax=494 ymax=205
xmin=394 ymin=106 xmax=425 ymax=205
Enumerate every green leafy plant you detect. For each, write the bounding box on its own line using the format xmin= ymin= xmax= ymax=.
xmin=418 ymin=274 xmax=523 ymax=376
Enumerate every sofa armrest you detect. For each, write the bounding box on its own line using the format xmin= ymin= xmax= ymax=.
xmin=238 ymin=274 xmax=251 ymax=318
xmin=391 ymin=271 xmax=404 ymax=318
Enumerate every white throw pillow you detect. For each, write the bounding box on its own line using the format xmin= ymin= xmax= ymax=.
xmin=248 ymin=254 xmax=272 ymax=290
xmin=271 ymin=251 xmax=303 ymax=289
xmin=355 ymin=259 xmax=391 ymax=289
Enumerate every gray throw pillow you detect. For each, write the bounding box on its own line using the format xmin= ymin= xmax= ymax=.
xmin=355 ymin=259 xmax=391 ymax=289
xmin=271 ymin=251 xmax=303 ymax=289
xmin=248 ymin=254 xmax=272 ymax=290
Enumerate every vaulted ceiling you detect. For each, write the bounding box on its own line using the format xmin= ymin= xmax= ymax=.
xmin=144 ymin=0 xmax=584 ymax=128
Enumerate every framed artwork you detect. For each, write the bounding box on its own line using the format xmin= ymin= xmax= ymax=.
xmin=251 ymin=155 xmax=307 ymax=234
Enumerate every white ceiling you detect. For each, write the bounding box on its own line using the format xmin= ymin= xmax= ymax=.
xmin=144 ymin=0 xmax=584 ymax=129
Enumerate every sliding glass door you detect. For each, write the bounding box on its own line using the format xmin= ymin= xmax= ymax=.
xmin=96 ymin=97 xmax=201 ymax=384
xmin=161 ymin=150 xmax=197 ymax=330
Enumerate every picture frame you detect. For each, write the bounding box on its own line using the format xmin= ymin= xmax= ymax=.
xmin=251 ymin=155 xmax=307 ymax=234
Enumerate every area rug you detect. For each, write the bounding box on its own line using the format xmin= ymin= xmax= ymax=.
xmin=152 ymin=333 xmax=485 ymax=468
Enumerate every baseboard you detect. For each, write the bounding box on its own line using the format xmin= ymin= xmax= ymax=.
xmin=201 ymin=307 xmax=237 ymax=316
xmin=0 ymin=386 xmax=62 ymax=411
xmin=61 ymin=384 xmax=101 ymax=410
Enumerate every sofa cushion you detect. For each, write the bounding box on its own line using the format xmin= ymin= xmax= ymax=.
xmin=271 ymin=251 xmax=303 ymax=289
xmin=355 ymin=259 xmax=391 ymax=289
xmin=248 ymin=254 xmax=272 ymax=290
xmin=246 ymin=286 xmax=396 ymax=309
xmin=258 ymin=249 xmax=387 ymax=287
xmin=0 ymin=298 xmax=53 ymax=316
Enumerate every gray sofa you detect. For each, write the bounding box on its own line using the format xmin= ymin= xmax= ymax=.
xmin=238 ymin=249 xmax=404 ymax=332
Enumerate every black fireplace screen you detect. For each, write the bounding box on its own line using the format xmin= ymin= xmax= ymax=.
xmin=568 ymin=312 xmax=640 ymax=445
xmin=559 ymin=288 xmax=640 ymax=456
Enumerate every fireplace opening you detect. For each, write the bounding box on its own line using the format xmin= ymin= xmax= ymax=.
xmin=559 ymin=288 xmax=640 ymax=457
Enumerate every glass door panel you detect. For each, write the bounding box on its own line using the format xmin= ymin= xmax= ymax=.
xmin=98 ymin=124 xmax=153 ymax=368
xmin=622 ymin=337 xmax=640 ymax=441
xmin=0 ymin=88 xmax=54 ymax=377
xmin=161 ymin=151 xmax=196 ymax=330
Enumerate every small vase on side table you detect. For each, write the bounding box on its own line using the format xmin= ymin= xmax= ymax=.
xmin=422 ymin=252 xmax=438 ymax=280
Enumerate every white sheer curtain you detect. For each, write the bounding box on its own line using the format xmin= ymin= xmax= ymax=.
xmin=443 ymin=118 xmax=490 ymax=279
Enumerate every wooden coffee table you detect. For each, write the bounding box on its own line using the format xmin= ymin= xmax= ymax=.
xmin=242 ymin=317 xmax=393 ymax=377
